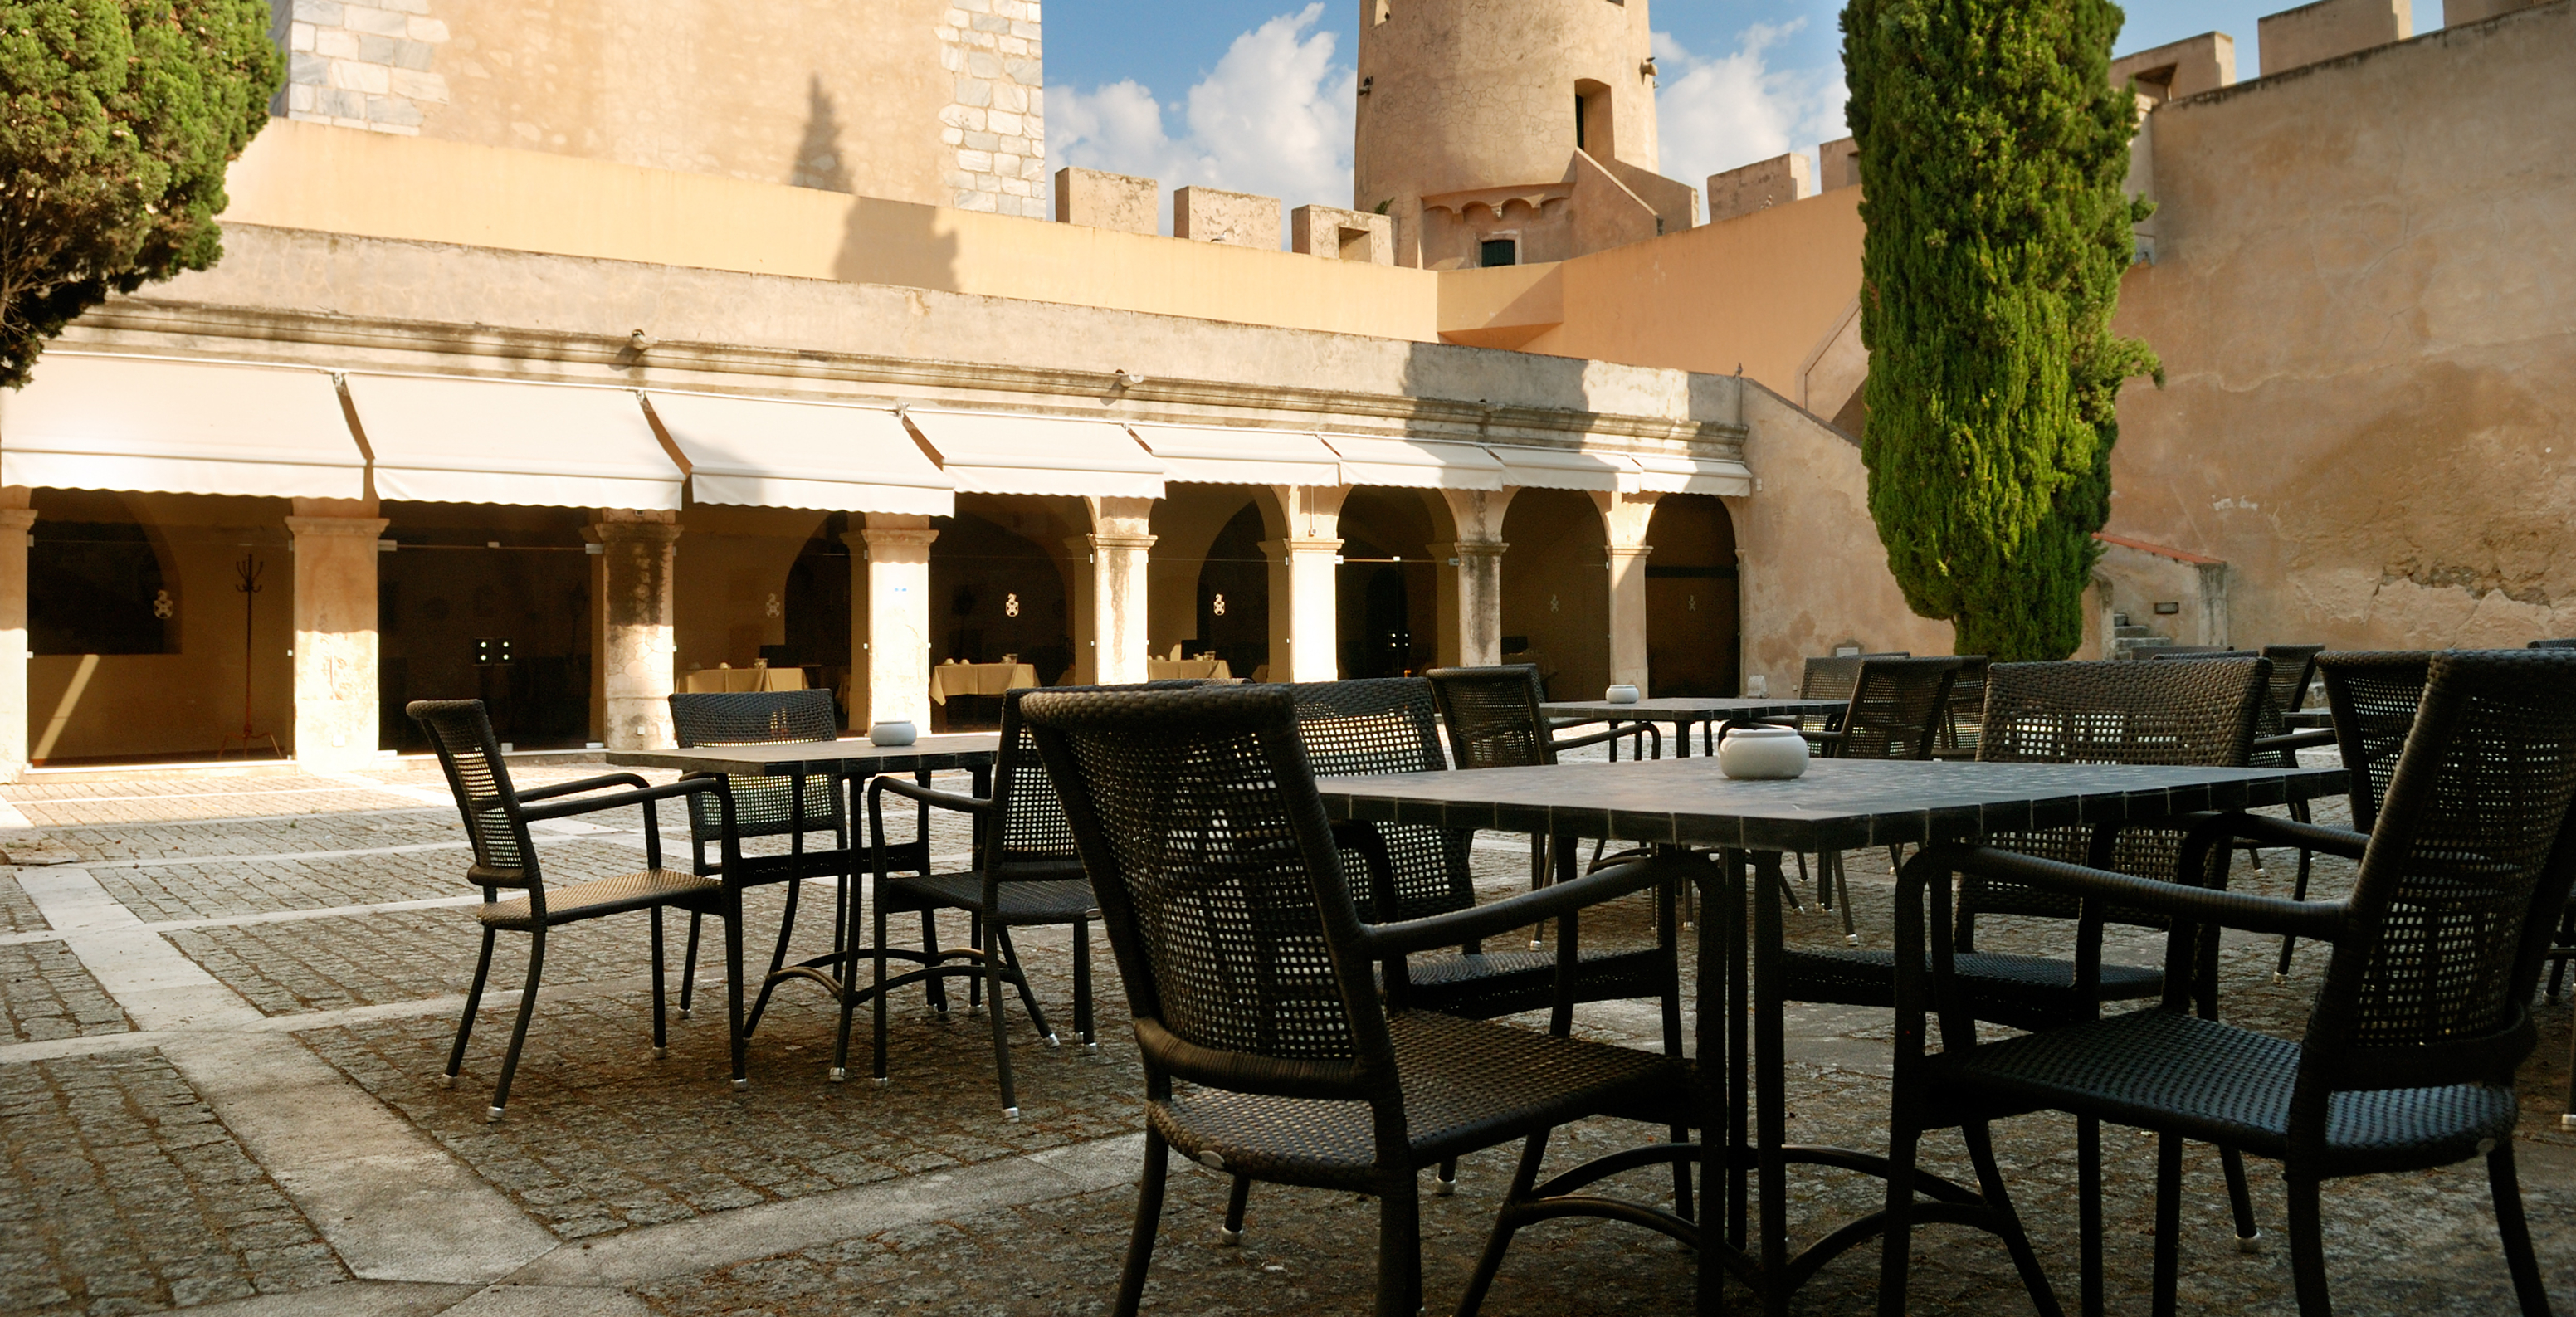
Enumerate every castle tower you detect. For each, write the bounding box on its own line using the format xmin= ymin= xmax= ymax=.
xmin=1354 ymin=0 xmax=1695 ymax=270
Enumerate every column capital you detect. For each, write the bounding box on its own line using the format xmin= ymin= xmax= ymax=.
xmin=852 ymin=527 xmax=939 ymax=551
xmin=1606 ymin=543 xmax=1656 ymax=560
xmin=285 ymin=515 xmax=391 ymax=539
xmin=1090 ymin=533 xmax=1157 ymax=553
xmin=1259 ymin=536 xmax=1344 ymax=557
xmin=1432 ymin=539 xmax=1509 ymax=561
xmin=0 ymin=509 xmax=36 ymax=534
xmin=591 ymin=519 xmax=683 ymax=546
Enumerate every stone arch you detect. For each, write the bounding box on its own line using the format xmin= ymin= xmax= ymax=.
xmin=1500 ymin=486 xmax=1609 ymax=700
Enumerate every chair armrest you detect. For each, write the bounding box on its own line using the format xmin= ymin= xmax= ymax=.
xmin=1357 ymin=853 xmax=1671 ymax=958
xmin=871 ymin=773 xmax=992 ymax=816
xmin=1554 ymin=721 xmax=1661 ymax=756
xmin=2254 ymin=728 xmax=2339 ymax=756
xmin=1927 ymin=746 xmax=1978 ymax=762
xmin=1802 ymin=729 xmax=1846 ymax=750
xmin=515 ymin=772 xmax=650 ymax=802
xmin=515 ymin=778 xmax=716 ymax=823
xmin=2200 ymin=812 xmax=2368 ymax=861
xmin=1931 ymin=843 xmax=2349 ymax=941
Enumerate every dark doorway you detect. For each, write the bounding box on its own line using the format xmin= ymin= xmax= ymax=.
xmin=379 ymin=505 xmax=593 ymax=753
xmin=1193 ymin=502 xmax=1270 ymax=680
xmin=1643 ymin=495 xmax=1742 ymax=697
xmin=929 ymin=508 xmax=1074 ymax=728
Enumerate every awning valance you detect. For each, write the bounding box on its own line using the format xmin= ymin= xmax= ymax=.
xmin=1320 ymin=435 xmax=1505 ymax=491
xmin=645 ymin=391 xmax=953 ymax=515
xmin=0 ymin=354 xmax=363 ymax=499
xmin=1485 ymin=444 xmax=1643 ymax=493
xmin=1628 ymin=453 xmax=1754 ymax=497
xmin=345 ymin=373 xmax=683 ymax=509
xmin=905 ymin=409 xmax=1164 ymax=500
xmin=1127 ymin=422 xmax=1342 ymax=487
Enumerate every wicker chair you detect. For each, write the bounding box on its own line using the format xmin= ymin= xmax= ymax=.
xmin=666 ymin=690 xmax=849 ymax=1034
xmin=1799 ymin=656 xmax=1964 ymax=943
xmin=1878 ymin=648 xmax=2576 ymax=1317
xmin=2155 ymin=646 xmax=2340 ymax=977
xmin=2533 ymin=639 xmax=2576 ymax=650
xmin=1935 ymin=655 xmax=1992 ymax=758
xmin=1778 ymin=656 xmax=2276 ymax=1266
xmin=1017 ymin=682 xmax=1689 ymax=1317
xmin=409 ymin=700 xmax=739 ymax=1118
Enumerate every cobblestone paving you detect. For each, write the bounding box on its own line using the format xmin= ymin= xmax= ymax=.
xmin=0 ymin=1051 xmax=349 ymax=1315
xmin=0 ymin=942 xmax=129 ymax=1042
xmin=39 ymin=812 xmax=465 ymax=865
xmin=92 ymin=839 xmax=667 ymax=924
xmin=0 ymin=872 xmax=46 ymax=934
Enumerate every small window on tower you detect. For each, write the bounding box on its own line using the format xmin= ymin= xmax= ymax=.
xmin=1480 ymin=238 xmax=1518 ymax=268
xmin=1374 ymin=0 xmax=1391 ymax=25
xmin=1575 ymin=92 xmax=1588 ymax=151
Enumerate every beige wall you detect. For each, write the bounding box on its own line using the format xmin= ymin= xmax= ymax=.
xmin=2107 ymin=2 xmax=2576 ymax=650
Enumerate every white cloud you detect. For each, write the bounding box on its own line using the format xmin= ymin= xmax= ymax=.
xmin=1652 ymin=22 xmax=1849 ymax=198
xmin=1048 ymin=4 xmax=1358 ymax=238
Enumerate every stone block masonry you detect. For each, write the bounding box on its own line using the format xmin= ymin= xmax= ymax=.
xmin=1056 ymin=168 xmax=1159 ymax=234
xmin=939 ymin=0 xmax=1048 ymax=219
xmin=1174 ymin=186 xmax=1281 ymax=249
xmin=281 ymin=0 xmax=451 ymax=136
xmin=1705 ymin=154 xmax=1816 ymax=225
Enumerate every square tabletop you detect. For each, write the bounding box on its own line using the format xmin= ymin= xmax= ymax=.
xmin=1543 ymin=696 xmax=1847 ymax=724
xmin=1315 ymin=755 xmax=2348 ymax=855
xmin=607 ymin=732 xmax=1002 ymax=778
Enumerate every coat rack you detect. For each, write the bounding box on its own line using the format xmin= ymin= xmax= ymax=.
xmin=220 ymin=552 xmax=283 ymax=759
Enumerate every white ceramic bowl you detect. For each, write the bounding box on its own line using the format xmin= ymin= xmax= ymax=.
xmin=1606 ymin=684 xmax=1641 ymax=705
xmin=868 ymin=720 xmax=919 ymax=747
xmin=1717 ymin=724 xmax=1809 ymax=780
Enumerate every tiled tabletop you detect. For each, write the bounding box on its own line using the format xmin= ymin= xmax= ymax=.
xmin=1316 ymin=754 xmax=2349 ymax=854
xmin=607 ymin=733 xmax=1001 ymax=778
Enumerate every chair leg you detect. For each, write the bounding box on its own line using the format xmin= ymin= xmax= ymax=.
xmin=987 ymin=925 xmax=1022 ymax=1119
xmin=2488 ymin=1141 xmax=2555 ymax=1316
xmin=1433 ymin=1158 xmax=1458 ymax=1196
xmin=1835 ymin=851 xmax=1860 ymax=945
xmin=725 ymin=893 xmax=749 ymax=1090
xmin=2276 ymin=799 xmax=2315 ymax=983
xmin=678 ymin=912 xmax=701 ymax=1018
xmin=995 ymin=927 xmax=1056 ymax=1043
xmin=488 ymin=927 xmax=547 ymax=1121
xmin=2079 ymin=1117 xmax=2105 ymax=1317
xmin=2150 ymin=1133 xmax=2184 ymax=1317
xmin=1876 ymin=1113 xmax=1922 ymax=1317
xmin=446 ymin=927 xmax=498 ymax=1087
xmin=871 ymin=896 xmax=894 ymax=1086
xmin=1112 ymin=1129 xmax=1170 ymax=1317
xmin=1073 ymin=916 xmax=1096 ymax=1050
xmin=2220 ymin=1148 xmax=2261 ymax=1251
xmin=1963 ymin=1120 xmax=2063 ymax=1317
xmin=1529 ymin=835 xmax=1549 ymax=949
xmin=650 ymin=908 xmax=669 ymax=1060
xmin=1457 ymin=1132 xmax=1549 ymax=1317
xmin=1220 ymin=1173 xmax=1251 ymax=1246
xmin=2285 ymin=1172 xmax=2334 ymax=1317
xmin=968 ymin=915 xmax=985 ymax=1012
xmin=1375 ymin=1172 xmax=1423 ymax=1317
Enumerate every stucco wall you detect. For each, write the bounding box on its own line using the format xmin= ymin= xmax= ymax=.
xmin=2105 ymin=2 xmax=2576 ymax=650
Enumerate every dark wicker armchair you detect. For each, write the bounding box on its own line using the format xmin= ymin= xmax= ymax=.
xmin=410 ymin=699 xmax=739 ymax=1118
xmin=1879 ymin=648 xmax=2576 ymax=1317
xmin=1799 ymin=656 xmax=1963 ymax=942
xmin=1778 ymin=656 xmax=2277 ymax=1263
xmin=1019 ymin=682 xmax=1688 ymax=1317
xmin=666 ymin=690 xmax=849 ymax=1036
xmin=2533 ymin=638 xmax=2576 ymax=650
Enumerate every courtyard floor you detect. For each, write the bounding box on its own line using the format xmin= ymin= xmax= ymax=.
xmin=1 ymin=754 xmax=2570 ymax=1316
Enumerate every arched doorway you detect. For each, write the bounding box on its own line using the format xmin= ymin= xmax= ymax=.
xmin=1643 ymin=495 xmax=1740 ymax=697
xmin=1194 ymin=502 xmax=1270 ymax=679
xmin=1335 ymin=487 xmax=1438 ymax=678
xmin=1500 ymin=488 xmax=1608 ymax=700
xmin=1145 ymin=488 xmax=1272 ymax=680
xmin=929 ymin=505 xmax=1075 ymax=725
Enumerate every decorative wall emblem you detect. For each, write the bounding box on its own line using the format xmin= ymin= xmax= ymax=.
xmin=765 ymin=593 xmax=782 ymax=618
xmin=1211 ymin=593 xmax=1227 ymax=617
xmin=1005 ymin=593 xmax=1021 ymax=617
xmin=152 ymin=589 xmax=174 ymax=620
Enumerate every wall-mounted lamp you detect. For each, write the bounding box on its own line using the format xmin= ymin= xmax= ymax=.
xmin=1113 ymin=370 xmax=1149 ymax=389
xmin=628 ymin=329 xmax=654 ymax=354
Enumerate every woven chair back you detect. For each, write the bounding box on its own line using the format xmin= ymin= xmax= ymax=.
xmin=1022 ymin=684 xmax=1388 ymax=1095
xmin=407 ymin=700 xmax=538 ymax=887
xmin=2316 ymin=651 xmax=2432 ymax=833
xmin=1966 ymin=657 xmax=2270 ymax=924
xmin=2152 ymin=646 xmax=2314 ymax=767
xmin=2260 ymin=644 xmax=2327 ymax=714
xmin=1833 ymin=657 xmax=1964 ymax=761
xmin=1797 ymin=652 xmax=1909 ymax=732
xmin=1941 ymin=656 xmax=1992 ymax=754
xmin=1424 ymin=665 xmax=1554 ymax=770
xmin=2305 ymin=651 xmax=2576 ymax=1085
xmin=1288 ymin=677 xmax=1474 ymax=924
xmin=991 ymin=680 xmax=1212 ymax=875
xmin=668 ymin=690 xmax=842 ymax=844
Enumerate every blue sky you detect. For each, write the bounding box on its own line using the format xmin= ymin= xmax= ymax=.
xmin=1041 ymin=1 xmax=2401 ymax=225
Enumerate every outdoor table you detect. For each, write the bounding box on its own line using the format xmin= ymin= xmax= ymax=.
xmin=608 ymin=733 xmax=1003 ymax=1079
xmin=1314 ymin=754 xmax=2346 ymax=1315
xmin=1541 ymin=696 xmax=1848 ymax=758
xmin=1146 ymin=656 xmax=1232 ymax=680
xmin=929 ymin=661 xmax=1038 ymax=705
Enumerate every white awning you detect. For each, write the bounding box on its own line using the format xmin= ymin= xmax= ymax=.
xmin=1486 ymin=444 xmax=1643 ymax=493
xmin=346 ymin=373 xmax=683 ymax=509
xmin=905 ymin=409 xmax=1164 ymax=500
xmin=1127 ymin=422 xmax=1342 ymax=486
xmin=645 ymin=391 xmax=953 ymax=515
xmin=1628 ymin=453 xmax=1754 ymax=497
xmin=1321 ymin=435 xmax=1506 ymax=490
xmin=0 ymin=354 xmax=363 ymax=499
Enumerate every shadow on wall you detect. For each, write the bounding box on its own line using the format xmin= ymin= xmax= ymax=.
xmin=791 ymin=75 xmax=856 ymax=193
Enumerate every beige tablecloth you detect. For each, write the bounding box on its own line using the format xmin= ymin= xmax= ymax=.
xmin=683 ymin=666 xmax=807 ymax=693
xmin=930 ymin=662 xmax=1039 ymax=705
xmin=1147 ymin=658 xmax=1232 ymax=680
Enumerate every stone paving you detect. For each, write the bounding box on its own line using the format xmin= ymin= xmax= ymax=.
xmin=0 ymin=754 xmax=2568 ymax=1316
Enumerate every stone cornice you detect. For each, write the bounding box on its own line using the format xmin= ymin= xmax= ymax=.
xmin=70 ymin=299 xmax=1748 ymax=460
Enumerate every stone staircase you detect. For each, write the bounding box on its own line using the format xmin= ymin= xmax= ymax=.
xmin=2108 ymin=613 xmax=2176 ymax=661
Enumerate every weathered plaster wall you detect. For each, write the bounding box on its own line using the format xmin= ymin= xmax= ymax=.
xmin=2106 ymin=2 xmax=2576 ymax=650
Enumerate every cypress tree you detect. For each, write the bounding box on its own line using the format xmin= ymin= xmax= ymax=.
xmin=1842 ymin=0 xmax=2159 ymax=660
xmin=0 ymin=0 xmax=281 ymax=387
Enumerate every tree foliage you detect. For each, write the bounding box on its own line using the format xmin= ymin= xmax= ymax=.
xmin=0 ymin=0 xmax=281 ymax=387
xmin=1842 ymin=0 xmax=2159 ymax=661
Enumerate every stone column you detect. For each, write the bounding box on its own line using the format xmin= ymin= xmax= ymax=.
xmin=852 ymin=515 xmax=937 ymax=732
xmin=0 ymin=498 xmax=33 ymax=783
xmin=593 ymin=511 xmax=681 ymax=750
xmin=1262 ymin=484 xmax=1348 ymax=683
xmin=1433 ymin=488 xmax=1515 ymax=669
xmin=285 ymin=501 xmax=389 ymax=769
xmin=1593 ymin=490 xmax=1663 ymax=695
xmin=1086 ymin=497 xmax=1157 ymax=685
